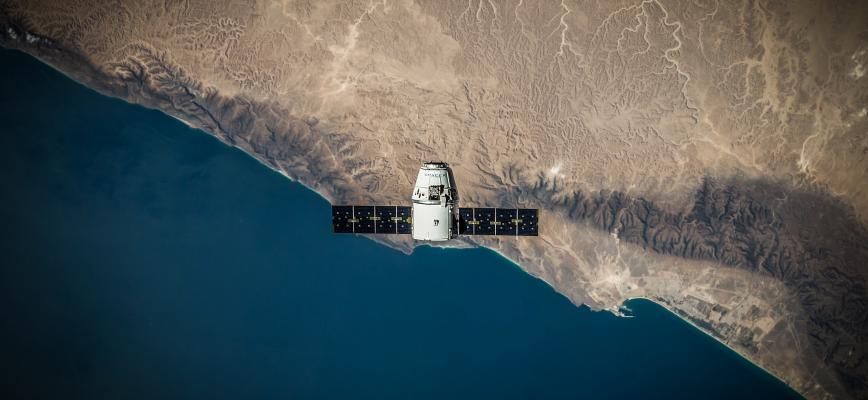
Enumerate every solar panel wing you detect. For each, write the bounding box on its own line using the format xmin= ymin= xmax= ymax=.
xmin=517 ymin=209 xmax=539 ymax=236
xmin=353 ymin=206 xmax=375 ymax=233
xmin=332 ymin=206 xmax=355 ymax=233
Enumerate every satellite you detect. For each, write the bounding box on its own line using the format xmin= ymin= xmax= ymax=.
xmin=332 ymin=162 xmax=539 ymax=241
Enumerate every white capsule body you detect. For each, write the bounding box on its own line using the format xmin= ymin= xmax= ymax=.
xmin=411 ymin=162 xmax=455 ymax=241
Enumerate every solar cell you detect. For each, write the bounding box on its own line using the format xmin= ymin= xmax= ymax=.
xmin=457 ymin=208 xmax=475 ymax=235
xmin=496 ymin=208 xmax=517 ymax=236
xmin=332 ymin=206 xmax=355 ymax=233
xmin=353 ymin=206 xmax=375 ymax=233
xmin=517 ymin=209 xmax=539 ymax=236
xmin=474 ymin=207 xmax=496 ymax=235
xmin=396 ymin=206 xmax=412 ymax=234
xmin=375 ymin=206 xmax=397 ymax=234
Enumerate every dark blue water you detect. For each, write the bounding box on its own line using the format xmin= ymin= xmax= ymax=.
xmin=0 ymin=48 xmax=801 ymax=399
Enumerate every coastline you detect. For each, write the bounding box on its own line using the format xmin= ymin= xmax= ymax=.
xmin=164 ymin=112 xmax=809 ymax=397
xmin=164 ymin=117 xmax=808 ymax=399
xmin=166 ymin=113 xmax=338 ymax=206
xmin=431 ymin=242 xmax=803 ymax=397
xmin=624 ymin=296 xmax=802 ymax=397
xmin=3 ymin=43 xmax=808 ymax=399
xmin=0 ymin=43 xmax=342 ymax=209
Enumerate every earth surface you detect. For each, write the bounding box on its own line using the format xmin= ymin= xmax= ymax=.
xmin=2 ymin=0 xmax=867 ymax=398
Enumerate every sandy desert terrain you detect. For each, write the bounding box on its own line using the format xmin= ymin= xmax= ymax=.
xmin=1 ymin=0 xmax=867 ymax=398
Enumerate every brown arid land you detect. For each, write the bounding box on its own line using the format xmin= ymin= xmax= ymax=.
xmin=2 ymin=0 xmax=867 ymax=398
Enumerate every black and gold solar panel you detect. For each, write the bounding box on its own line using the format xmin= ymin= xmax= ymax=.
xmin=495 ymin=208 xmax=517 ymax=235
xmin=332 ymin=206 xmax=355 ymax=233
xmin=335 ymin=205 xmax=537 ymax=237
xmin=458 ymin=207 xmax=475 ymax=235
xmin=352 ymin=206 xmax=375 ymax=233
xmin=396 ymin=206 xmax=412 ymax=234
xmin=474 ymin=208 xmax=496 ymax=235
xmin=517 ymin=209 xmax=538 ymax=236
xmin=455 ymin=207 xmax=539 ymax=237
xmin=375 ymin=206 xmax=397 ymax=234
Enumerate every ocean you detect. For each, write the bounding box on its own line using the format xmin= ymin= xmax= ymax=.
xmin=0 ymin=47 xmax=801 ymax=399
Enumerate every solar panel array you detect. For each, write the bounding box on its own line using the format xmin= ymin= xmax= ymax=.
xmin=332 ymin=205 xmax=412 ymax=234
xmin=333 ymin=206 xmax=538 ymax=237
xmin=456 ymin=208 xmax=538 ymax=236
